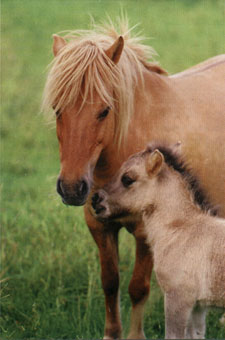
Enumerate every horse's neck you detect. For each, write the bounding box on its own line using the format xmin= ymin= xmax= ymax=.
xmin=95 ymin=63 xmax=225 ymax=216
xmin=123 ymin=70 xmax=180 ymax=155
xmin=96 ymin=71 xmax=173 ymax=176
xmin=94 ymin=70 xmax=186 ymax=185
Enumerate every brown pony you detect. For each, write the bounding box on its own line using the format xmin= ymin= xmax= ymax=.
xmin=43 ymin=20 xmax=225 ymax=339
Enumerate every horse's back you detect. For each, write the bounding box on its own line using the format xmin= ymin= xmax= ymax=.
xmin=170 ymin=54 xmax=225 ymax=79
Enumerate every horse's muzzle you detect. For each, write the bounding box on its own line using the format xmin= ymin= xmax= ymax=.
xmin=57 ymin=178 xmax=89 ymax=206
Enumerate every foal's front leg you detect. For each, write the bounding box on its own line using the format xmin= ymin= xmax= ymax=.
xmin=127 ymin=226 xmax=154 ymax=339
xmin=186 ymin=306 xmax=207 ymax=339
xmin=84 ymin=206 xmax=122 ymax=339
xmin=164 ymin=291 xmax=194 ymax=339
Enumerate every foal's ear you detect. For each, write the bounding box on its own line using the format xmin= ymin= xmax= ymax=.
xmin=146 ymin=150 xmax=164 ymax=177
xmin=105 ymin=36 xmax=124 ymax=64
xmin=52 ymin=34 xmax=67 ymax=57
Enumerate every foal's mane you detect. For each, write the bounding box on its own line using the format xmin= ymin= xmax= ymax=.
xmin=42 ymin=18 xmax=166 ymax=144
xmin=146 ymin=144 xmax=217 ymax=216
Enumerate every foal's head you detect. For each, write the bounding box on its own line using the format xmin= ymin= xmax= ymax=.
xmin=92 ymin=141 xmax=216 ymax=221
xmin=92 ymin=146 xmax=164 ymax=221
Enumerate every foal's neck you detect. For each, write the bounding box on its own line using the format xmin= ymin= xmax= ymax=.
xmin=144 ymin=170 xmax=200 ymax=243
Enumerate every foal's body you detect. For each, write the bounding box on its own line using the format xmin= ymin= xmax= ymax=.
xmin=93 ymin=145 xmax=225 ymax=339
xmin=144 ymin=174 xmax=225 ymax=339
xmin=43 ymin=22 xmax=225 ymax=338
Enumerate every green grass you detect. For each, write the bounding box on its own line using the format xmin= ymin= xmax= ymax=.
xmin=1 ymin=0 xmax=225 ymax=338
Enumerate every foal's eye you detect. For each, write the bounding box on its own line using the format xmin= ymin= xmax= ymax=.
xmin=121 ymin=174 xmax=135 ymax=188
xmin=55 ymin=110 xmax=60 ymax=117
xmin=97 ymin=107 xmax=110 ymax=121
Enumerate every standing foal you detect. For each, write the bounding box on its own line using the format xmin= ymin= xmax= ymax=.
xmin=92 ymin=143 xmax=225 ymax=339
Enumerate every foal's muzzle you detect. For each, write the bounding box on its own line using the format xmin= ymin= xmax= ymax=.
xmin=92 ymin=192 xmax=106 ymax=215
xmin=57 ymin=178 xmax=89 ymax=206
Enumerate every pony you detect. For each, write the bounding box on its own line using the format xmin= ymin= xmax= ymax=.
xmin=43 ymin=19 xmax=225 ymax=339
xmin=92 ymin=142 xmax=225 ymax=339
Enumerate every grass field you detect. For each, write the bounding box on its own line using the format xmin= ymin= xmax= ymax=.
xmin=1 ymin=0 xmax=225 ymax=338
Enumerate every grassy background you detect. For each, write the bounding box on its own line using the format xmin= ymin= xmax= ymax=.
xmin=1 ymin=0 xmax=225 ymax=338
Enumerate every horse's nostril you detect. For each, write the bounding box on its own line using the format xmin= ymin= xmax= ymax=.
xmin=77 ymin=180 xmax=88 ymax=197
xmin=57 ymin=178 xmax=64 ymax=197
xmin=56 ymin=178 xmax=89 ymax=206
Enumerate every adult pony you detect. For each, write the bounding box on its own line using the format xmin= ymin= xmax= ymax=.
xmin=43 ymin=20 xmax=225 ymax=339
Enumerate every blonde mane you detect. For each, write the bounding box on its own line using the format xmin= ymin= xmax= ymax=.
xmin=42 ymin=19 xmax=165 ymax=144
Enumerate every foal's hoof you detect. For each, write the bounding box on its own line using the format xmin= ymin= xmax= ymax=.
xmin=220 ymin=313 xmax=225 ymax=325
xmin=127 ymin=331 xmax=146 ymax=339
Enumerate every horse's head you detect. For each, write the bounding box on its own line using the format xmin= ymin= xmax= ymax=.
xmin=55 ymin=95 xmax=116 ymax=206
xmin=44 ymin=24 xmax=158 ymax=206
xmin=52 ymin=35 xmax=124 ymax=206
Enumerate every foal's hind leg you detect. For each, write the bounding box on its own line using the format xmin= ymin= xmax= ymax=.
xmin=85 ymin=206 xmax=122 ymax=339
xmin=127 ymin=228 xmax=153 ymax=339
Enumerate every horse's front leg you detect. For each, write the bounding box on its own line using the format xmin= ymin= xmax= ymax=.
xmin=84 ymin=206 xmax=122 ymax=339
xmin=127 ymin=226 xmax=153 ymax=339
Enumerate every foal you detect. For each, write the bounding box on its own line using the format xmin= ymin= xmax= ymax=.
xmin=92 ymin=144 xmax=225 ymax=339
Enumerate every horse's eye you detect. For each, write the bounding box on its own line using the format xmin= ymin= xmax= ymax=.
xmin=55 ymin=110 xmax=60 ymax=117
xmin=98 ymin=107 xmax=110 ymax=121
xmin=121 ymin=174 xmax=135 ymax=188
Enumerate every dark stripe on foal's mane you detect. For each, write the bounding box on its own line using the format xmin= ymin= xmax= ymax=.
xmin=146 ymin=144 xmax=218 ymax=216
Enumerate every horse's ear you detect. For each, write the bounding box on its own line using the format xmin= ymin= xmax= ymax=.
xmin=52 ymin=34 xmax=66 ymax=56
xmin=105 ymin=36 xmax=124 ymax=64
xmin=146 ymin=150 xmax=164 ymax=177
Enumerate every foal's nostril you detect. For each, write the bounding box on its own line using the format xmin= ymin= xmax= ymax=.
xmin=91 ymin=192 xmax=104 ymax=211
xmin=95 ymin=205 xmax=106 ymax=215
xmin=92 ymin=193 xmax=99 ymax=204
